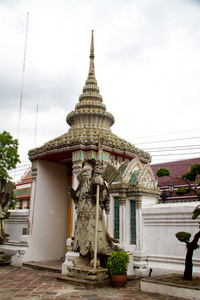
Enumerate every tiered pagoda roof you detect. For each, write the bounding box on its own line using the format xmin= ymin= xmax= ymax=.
xmin=28 ymin=31 xmax=150 ymax=163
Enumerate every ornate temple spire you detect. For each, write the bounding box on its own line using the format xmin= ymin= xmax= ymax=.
xmin=88 ymin=30 xmax=95 ymax=77
xmin=28 ymin=31 xmax=151 ymax=164
xmin=66 ymin=30 xmax=114 ymax=131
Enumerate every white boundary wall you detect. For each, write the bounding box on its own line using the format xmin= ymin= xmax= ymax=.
xmin=143 ymin=202 xmax=200 ymax=275
xmin=1 ymin=191 xmax=200 ymax=276
xmin=0 ymin=209 xmax=29 ymax=256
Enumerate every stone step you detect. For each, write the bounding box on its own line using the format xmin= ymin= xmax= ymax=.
xmin=23 ymin=260 xmax=63 ymax=273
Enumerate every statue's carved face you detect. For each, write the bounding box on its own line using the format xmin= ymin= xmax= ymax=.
xmin=82 ymin=165 xmax=93 ymax=180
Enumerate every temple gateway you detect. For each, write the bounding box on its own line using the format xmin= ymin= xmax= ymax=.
xmin=12 ymin=31 xmax=160 ymax=276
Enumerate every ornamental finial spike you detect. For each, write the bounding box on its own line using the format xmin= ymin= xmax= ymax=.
xmin=88 ymin=30 xmax=95 ymax=77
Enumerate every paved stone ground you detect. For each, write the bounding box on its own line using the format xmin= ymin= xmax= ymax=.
xmin=0 ymin=265 xmax=181 ymax=299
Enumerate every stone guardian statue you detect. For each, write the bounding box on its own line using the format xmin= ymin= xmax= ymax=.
xmin=70 ymin=159 xmax=118 ymax=268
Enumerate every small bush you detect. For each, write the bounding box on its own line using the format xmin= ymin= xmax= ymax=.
xmin=107 ymin=250 xmax=130 ymax=275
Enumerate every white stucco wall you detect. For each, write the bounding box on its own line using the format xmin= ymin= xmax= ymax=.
xmin=4 ymin=209 xmax=29 ymax=245
xmin=0 ymin=209 xmax=29 ymax=256
xmin=142 ymin=195 xmax=157 ymax=207
xmin=23 ymin=160 xmax=68 ymax=262
xmin=143 ymin=202 xmax=200 ymax=274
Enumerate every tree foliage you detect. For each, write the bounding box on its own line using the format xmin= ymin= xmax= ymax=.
xmin=156 ymin=163 xmax=200 ymax=200
xmin=156 ymin=168 xmax=170 ymax=178
xmin=156 ymin=162 xmax=200 ymax=281
xmin=182 ymin=163 xmax=200 ymax=182
xmin=175 ymin=186 xmax=190 ymax=196
xmin=176 ymin=232 xmax=191 ymax=243
xmin=0 ymin=131 xmax=20 ymax=179
xmin=192 ymin=205 xmax=200 ymax=220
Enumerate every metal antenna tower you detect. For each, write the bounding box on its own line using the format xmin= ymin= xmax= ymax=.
xmin=17 ymin=12 xmax=29 ymax=142
xmin=34 ymin=96 xmax=39 ymax=148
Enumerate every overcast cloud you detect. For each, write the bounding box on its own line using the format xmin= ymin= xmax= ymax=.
xmin=1 ymin=0 xmax=200 ymax=179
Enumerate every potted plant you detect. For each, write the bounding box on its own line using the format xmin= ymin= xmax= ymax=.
xmin=107 ymin=250 xmax=130 ymax=287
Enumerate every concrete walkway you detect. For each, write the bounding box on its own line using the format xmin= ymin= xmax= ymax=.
xmin=0 ymin=265 xmax=180 ymax=299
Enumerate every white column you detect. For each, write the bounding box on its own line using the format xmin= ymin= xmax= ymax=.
xmin=119 ymin=193 xmax=126 ymax=247
xmin=108 ymin=194 xmax=116 ymax=238
xmin=133 ymin=195 xmax=149 ymax=277
xmin=135 ymin=196 xmax=143 ymax=250
xmin=71 ymin=161 xmax=82 ymax=236
xmin=28 ymin=161 xmax=38 ymax=235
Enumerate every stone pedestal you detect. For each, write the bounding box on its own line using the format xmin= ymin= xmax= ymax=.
xmin=11 ymin=249 xmax=26 ymax=267
xmin=133 ymin=250 xmax=149 ymax=277
xmin=0 ymin=250 xmax=10 ymax=265
xmin=59 ymin=262 xmax=110 ymax=288
xmin=67 ymin=265 xmax=108 ymax=281
xmin=10 ymin=235 xmax=29 ymax=267
xmin=62 ymin=238 xmax=79 ymax=275
xmin=62 ymin=251 xmax=79 ymax=275
xmin=62 ymin=236 xmax=109 ymax=284
xmin=0 ymin=250 xmax=5 ymax=262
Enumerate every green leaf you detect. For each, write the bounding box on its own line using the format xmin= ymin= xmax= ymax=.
xmin=107 ymin=251 xmax=130 ymax=275
xmin=0 ymin=131 xmax=20 ymax=180
xmin=182 ymin=163 xmax=200 ymax=182
xmin=156 ymin=168 xmax=170 ymax=178
xmin=192 ymin=206 xmax=200 ymax=220
xmin=176 ymin=231 xmax=191 ymax=243
xmin=175 ymin=186 xmax=190 ymax=196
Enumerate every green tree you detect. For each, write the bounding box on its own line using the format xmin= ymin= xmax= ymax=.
xmin=0 ymin=131 xmax=20 ymax=179
xmin=0 ymin=131 xmax=20 ymax=244
xmin=156 ymin=163 xmax=200 ymax=281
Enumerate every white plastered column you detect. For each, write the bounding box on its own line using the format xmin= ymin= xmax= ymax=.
xmin=135 ymin=196 xmax=143 ymax=251
xmin=71 ymin=161 xmax=82 ymax=236
xmin=118 ymin=193 xmax=134 ymax=275
xmin=108 ymin=194 xmax=116 ymax=238
xmin=119 ymin=193 xmax=126 ymax=247
xmin=62 ymin=160 xmax=82 ymax=274
xmin=133 ymin=195 xmax=149 ymax=276
xmin=12 ymin=160 xmax=68 ymax=266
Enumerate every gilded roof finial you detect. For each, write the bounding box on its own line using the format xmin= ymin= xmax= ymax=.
xmin=88 ymin=30 xmax=95 ymax=77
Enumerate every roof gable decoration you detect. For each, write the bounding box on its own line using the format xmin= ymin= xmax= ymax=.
xmin=137 ymin=164 xmax=157 ymax=189
xmin=121 ymin=157 xmax=143 ymax=183
xmin=18 ymin=168 xmax=31 ymax=182
xmin=111 ymin=158 xmax=158 ymax=191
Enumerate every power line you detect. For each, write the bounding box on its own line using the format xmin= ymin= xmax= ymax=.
xmin=130 ymin=127 xmax=200 ymax=141
xmin=152 ymin=152 xmax=200 ymax=157
xmin=143 ymin=144 xmax=200 ymax=151
xmin=136 ymin=136 xmax=200 ymax=146
xmin=147 ymin=147 xmax=200 ymax=153
xmin=9 ymin=164 xmax=30 ymax=173
xmin=9 ymin=162 xmax=30 ymax=171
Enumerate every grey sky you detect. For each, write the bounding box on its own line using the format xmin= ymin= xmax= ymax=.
xmin=1 ymin=0 xmax=200 ymax=179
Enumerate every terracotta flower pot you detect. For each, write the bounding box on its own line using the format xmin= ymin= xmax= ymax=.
xmin=111 ymin=274 xmax=127 ymax=287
